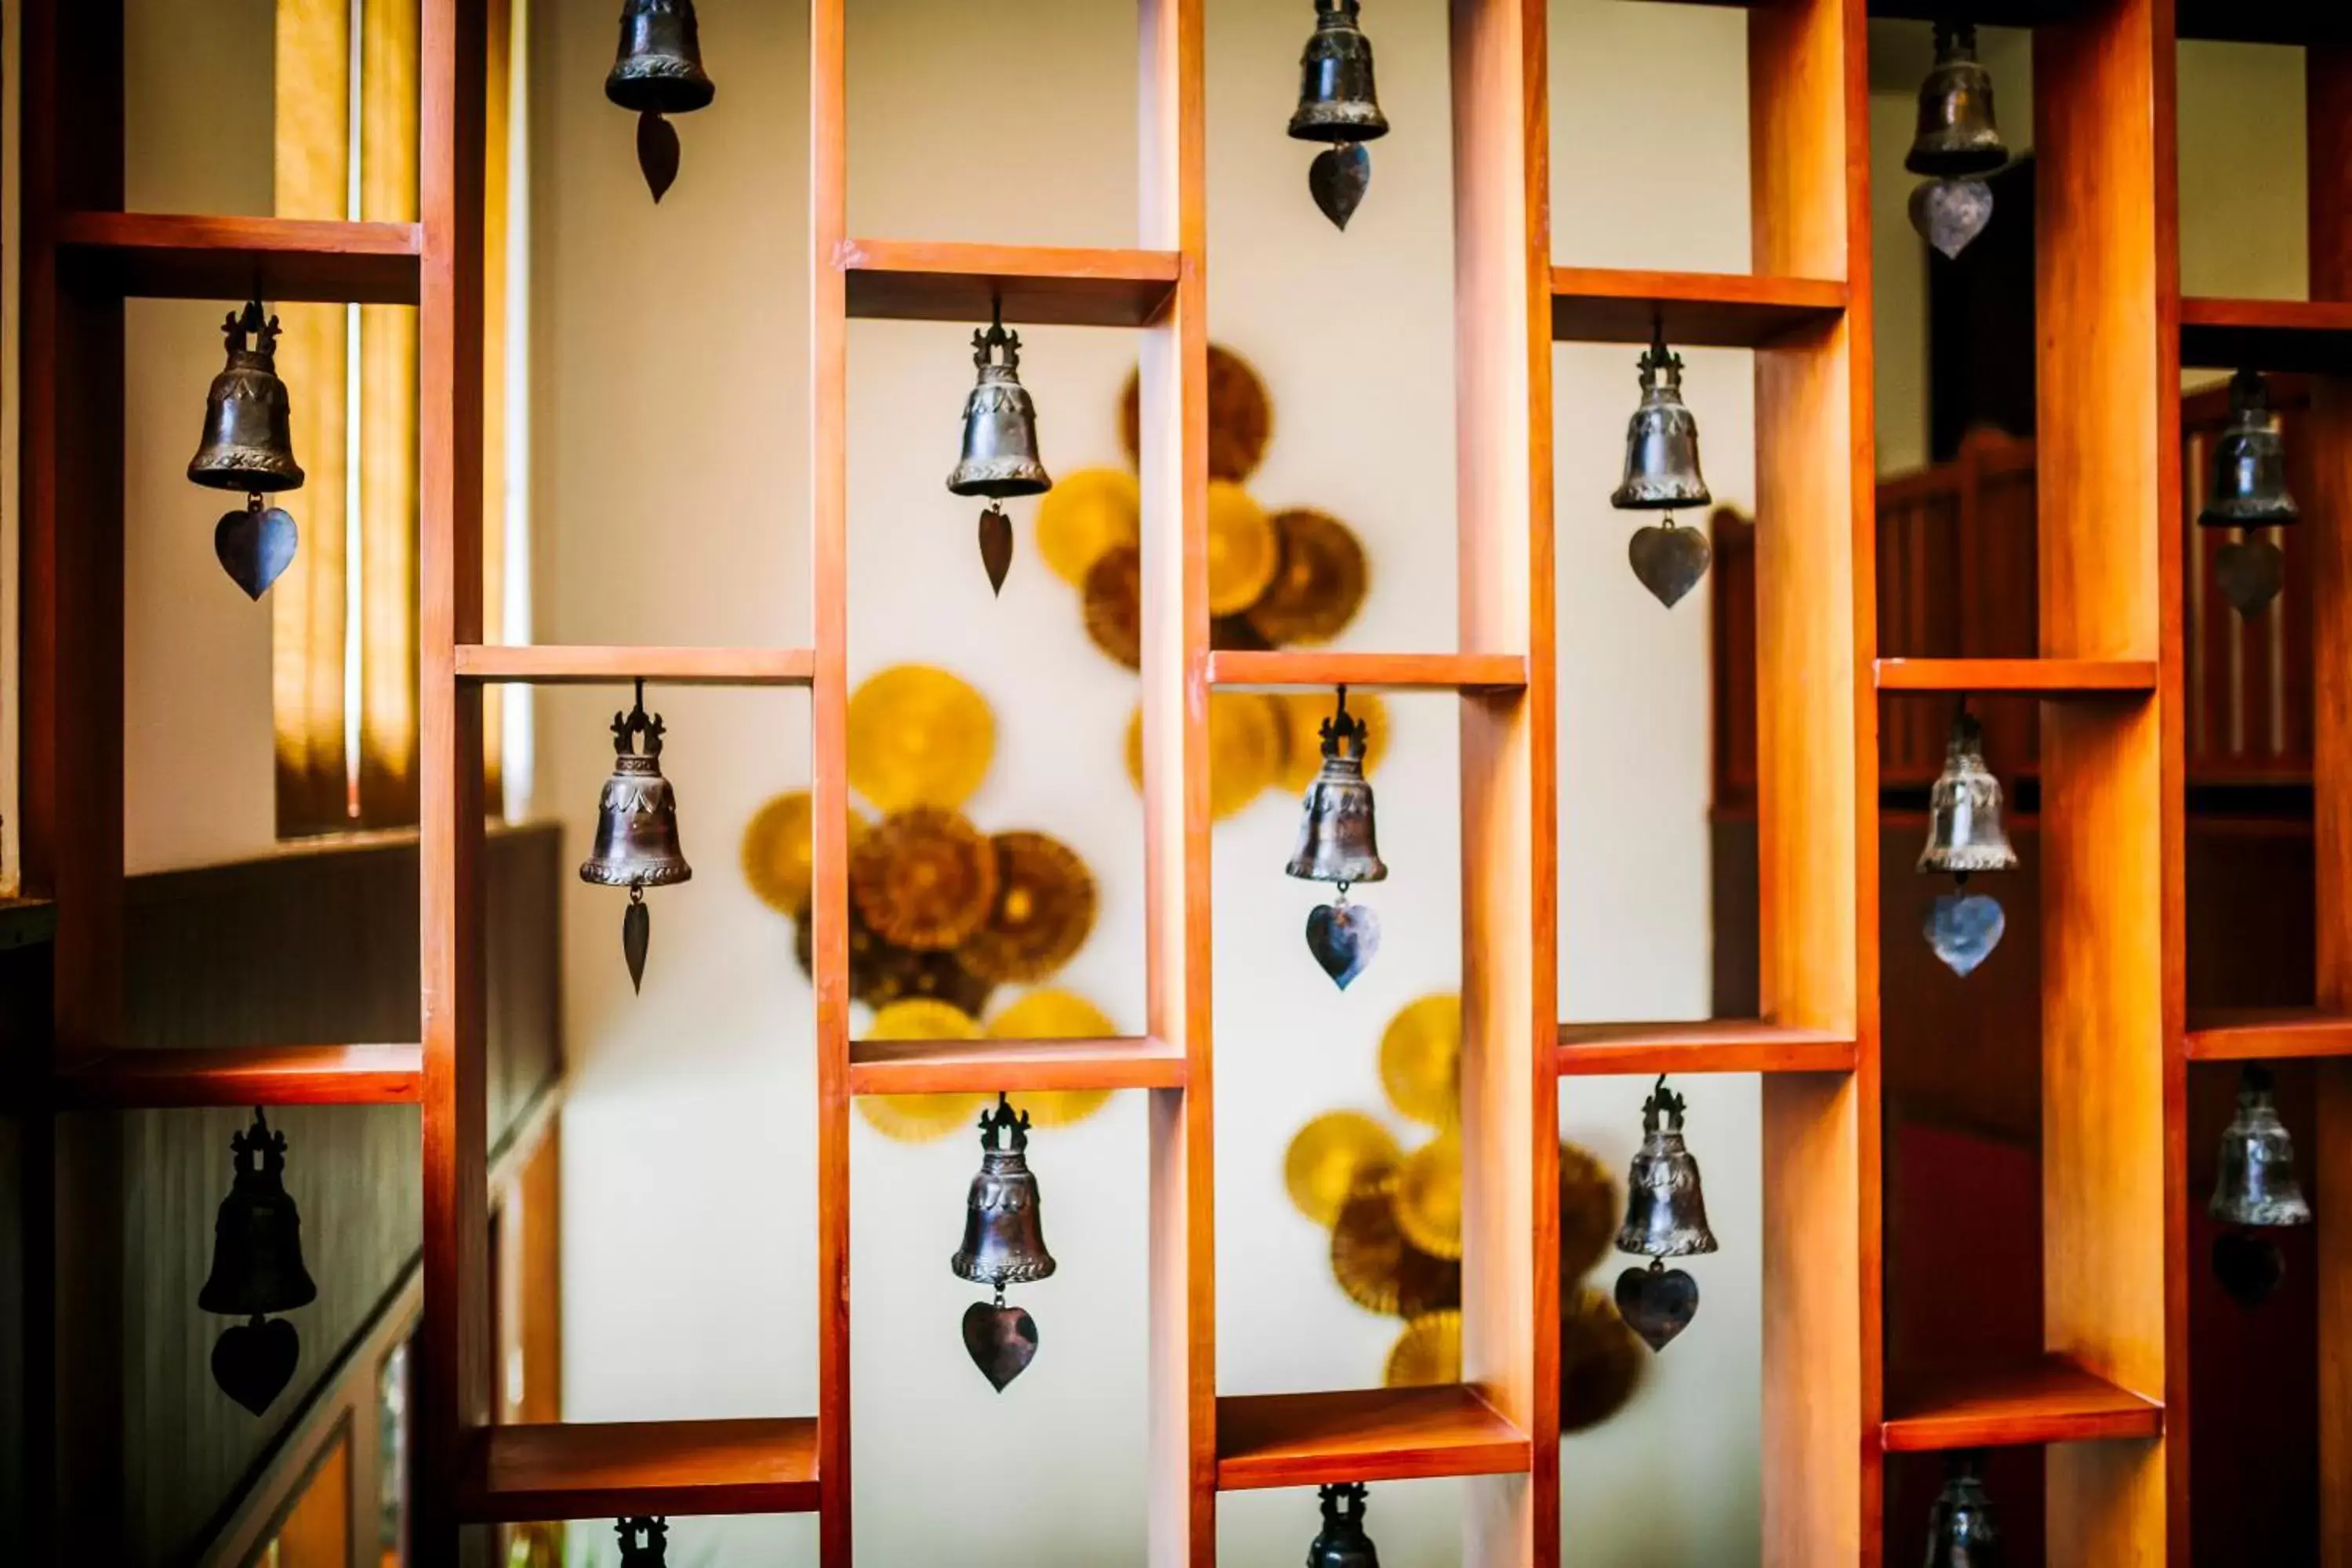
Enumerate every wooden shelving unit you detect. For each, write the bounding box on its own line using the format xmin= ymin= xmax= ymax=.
xmin=18 ymin=0 xmax=2343 ymax=1562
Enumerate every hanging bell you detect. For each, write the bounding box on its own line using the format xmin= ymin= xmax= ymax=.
xmin=580 ymin=682 xmax=692 ymax=993
xmin=1616 ymin=1077 xmax=1717 ymax=1259
xmin=606 ymin=0 xmax=714 ymax=116
xmin=1305 ymin=1483 xmax=1381 ymax=1568
xmin=1922 ymin=1454 xmax=2002 ymax=1568
xmin=2201 ymin=370 xmax=2298 ymax=529
xmin=615 ymin=1518 xmax=670 ymax=1567
xmin=1918 ymin=711 xmax=2017 ymax=877
xmin=1289 ymin=0 xmax=1388 ymax=230
xmin=190 ymin=300 xmax=304 ymax=495
xmin=953 ymin=1094 xmax=1055 ymax=1391
xmin=2210 ymin=1065 xmax=2314 ymax=1229
xmin=1906 ymin=23 xmax=2006 ymax=180
xmin=948 ymin=308 xmax=1052 ymax=596
xmin=1613 ymin=324 xmax=1711 ymax=514
xmin=1289 ymin=688 xmax=1387 ymax=991
xmin=200 ymin=1107 xmax=320 ymax=1319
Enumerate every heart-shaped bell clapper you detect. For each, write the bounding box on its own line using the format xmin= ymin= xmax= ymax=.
xmin=978 ymin=504 xmax=1014 ymax=597
xmin=1310 ymin=143 xmax=1371 ymax=230
xmin=1909 ymin=176 xmax=1995 ymax=260
xmin=2213 ymin=1229 xmax=2285 ymax=1308
xmin=637 ymin=112 xmax=681 ymax=202
xmin=212 ymin=1313 xmax=301 ymax=1415
xmin=963 ymin=1291 xmax=1041 ymax=1392
xmin=1628 ymin=517 xmax=1711 ymax=608
xmin=216 ymin=493 xmax=299 ymax=601
xmin=622 ymin=884 xmax=652 ymax=994
xmin=1615 ymin=1259 xmax=1700 ymax=1353
xmin=1306 ymin=890 xmax=1381 ymax=991
xmin=2215 ymin=538 xmax=2286 ymax=620
xmin=1926 ymin=887 xmax=2005 ymax=978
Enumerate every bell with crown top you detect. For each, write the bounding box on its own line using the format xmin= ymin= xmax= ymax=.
xmin=1306 ymin=1483 xmax=1381 ymax=1568
xmin=607 ymin=0 xmax=713 ymax=201
xmin=1907 ymin=23 xmax=2006 ymax=180
xmin=1920 ymin=709 xmax=2016 ymax=979
xmin=2212 ymin=1065 xmax=2312 ymax=1230
xmin=191 ymin=299 xmax=305 ymax=600
xmin=953 ymin=1095 xmax=1055 ymax=1390
xmin=2201 ymin=369 xmax=2297 ymax=620
xmin=1288 ymin=687 xmax=1387 ymax=990
xmin=1923 ymin=1454 xmax=2002 ymax=1567
xmin=1289 ymin=0 xmax=1389 ymax=230
xmin=1613 ymin=1077 xmax=1715 ymax=1352
xmin=581 ymin=682 xmax=692 ymax=993
xmin=615 ymin=1518 xmax=669 ymax=1567
xmin=949 ymin=307 xmax=1053 ymax=597
xmin=1613 ymin=324 xmax=1714 ymax=608
xmin=200 ymin=1107 xmax=319 ymax=1414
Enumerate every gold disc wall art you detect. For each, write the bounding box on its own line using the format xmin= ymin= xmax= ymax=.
xmin=1392 ymin=1127 xmax=1464 ymax=1261
xmin=1559 ymin=1141 xmax=1618 ymax=1283
xmin=1082 ymin=544 xmax=1143 ymax=670
xmin=1120 ymin=343 xmax=1274 ymax=483
xmin=960 ymin=832 xmax=1097 ymax=984
xmin=1331 ymin=1170 xmax=1461 ymax=1320
xmin=1379 ymin=993 xmax=1461 ymax=1130
xmin=849 ymin=807 xmax=1000 ymax=952
xmin=1385 ymin=1308 xmax=1462 ymax=1388
xmin=1207 ymin=692 xmax=1286 ymax=820
xmin=1284 ymin=1110 xmax=1403 ymax=1228
xmin=792 ymin=897 xmax=996 ymax=1018
xmin=742 ymin=790 xmax=871 ymax=916
xmin=846 ymin=666 xmax=994 ymax=812
xmin=1247 ymin=507 xmax=1370 ymax=646
xmin=1561 ymin=1285 xmax=1646 ymax=1432
xmin=1035 ymin=466 xmax=1141 ymax=586
xmin=1206 ymin=481 xmax=1279 ymax=617
xmin=985 ymin=988 xmax=1117 ymax=1127
xmin=855 ymin=998 xmax=987 ymax=1142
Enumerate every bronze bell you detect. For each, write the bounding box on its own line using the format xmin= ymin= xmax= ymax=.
xmin=2201 ymin=369 xmax=2299 ymax=529
xmin=1918 ymin=711 xmax=2018 ymax=878
xmin=953 ymin=1094 xmax=1057 ymax=1291
xmin=190 ymin=300 xmax=304 ymax=495
xmin=615 ymin=1519 xmax=669 ymax=1567
xmin=1923 ymin=1454 xmax=2002 ymax=1568
xmin=1287 ymin=688 xmax=1388 ymax=888
xmin=948 ymin=311 xmax=1052 ymax=503
xmin=1907 ymin=23 xmax=2006 ymax=180
xmin=1612 ymin=324 xmax=1711 ymax=514
xmin=1290 ymin=0 xmax=1388 ymax=145
xmin=2211 ymin=1065 xmax=2314 ymax=1229
xmin=582 ymin=684 xmax=691 ymax=992
xmin=1617 ymin=1077 xmax=1717 ymax=1258
xmin=1306 ymin=1483 xmax=1381 ymax=1568
xmin=200 ymin=1108 xmax=319 ymax=1319
xmin=607 ymin=0 xmax=714 ymax=117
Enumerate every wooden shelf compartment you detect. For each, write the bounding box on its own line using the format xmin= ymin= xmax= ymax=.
xmin=2180 ymin=297 xmax=2352 ymax=374
xmin=1549 ymin=267 xmax=1845 ymax=347
xmin=50 ymin=1044 xmax=424 ymax=1109
xmin=1555 ymin=1019 xmax=1857 ymax=1076
xmin=53 ymin=212 xmax=424 ymax=305
xmin=1881 ymin=1358 xmax=2163 ymax=1453
xmin=1205 ymin=651 xmax=1528 ymax=692
xmin=838 ymin=238 xmax=1181 ymax=329
xmin=455 ymin=644 xmax=815 ymax=688
xmin=848 ymin=1035 xmax=1185 ymax=1096
xmin=1873 ymin=658 xmax=2159 ymax=696
xmin=2184 ymin=1007 xmax=2352 ymax=1062
xmin=458 ymin=1417 xmax=821 ymax=1523
xmin=1623 ymin=0 xmax=2339 ymax=38
xmin=1214 ymin=1385 xmax=1532 ymax=1490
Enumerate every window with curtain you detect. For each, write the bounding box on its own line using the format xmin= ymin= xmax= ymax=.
xmin=272 ymin=0 xmax=519 ymax=835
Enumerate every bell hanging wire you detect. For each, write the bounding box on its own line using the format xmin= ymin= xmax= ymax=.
xmin=947 ymin=299 xmax=1053 ymax=597
xmin=1289 ymin=686 xmax=1388 ymax=990
xmin=2201 ymin=369 xmax=2296 ymax=621
xmin=191 ymin=298 xmax=305 ymax=601
xmin=1307 ymin=1482 xmax=1382 ymax=1568
xmin=1613 ymin=1076 xmax=1714 ymax=1352
xmin=1919 ymin=702 xmax=2015 ymax=980
xmin=1924 ymin=1452 xmax=2002 ymax=1568
xmin=1905 ymin=24 xmax=2006 ymax=259
xmin=608 ymin=0 xmax=715 ymax=202
xmin=580 ymin=679 xmax=694 ymax=993
xmin=200 ymin=1106 xmax=319 ymax=1415
xmin=615 ymin=1516 xmax=670 ymax=1567
xmin=953 ymin=1093 xmax=1056 ymax=1391
xmin=1289 ymin=0 xmax=1389 ymax=230
xmin=1615 ymin=320 xmax=1714 ymax=610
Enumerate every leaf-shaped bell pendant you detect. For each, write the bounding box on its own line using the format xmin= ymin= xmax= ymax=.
xmin=607 ymin=0 xmax=715 ymax=202
xmin=1306 ymin=1483 xmax=1382 ymax=1568
xmin=1919 ymin=708 xmax=2016 ymax=979
xmin=1613 ymin=1076 xmax=1715 ymax=1352
xmin=190 ymin=299 xmax=303 ymax=600
xmin=953 ymin=1094 xmax=1057 ymax=1391
xmin=199 ymin=1108 xmax=319 ymax=1414
xmin=615 ymin=1516 xmax=670 ymax=1566
xmin=1923 ymin=1453 xmax=2002 ymax=1567
xmin=947 ymin=304 xmax=1053 ymax=597
xmin=1613 ymin=323 xmax=1713 ymax=609
xmin=580 ymin=681 xmax=693 ymax=993
xmin=1287 ymin=0 xmax=1389 ymax=230
xmin=1905 ymin=23 xmax=2006 ymax=260
xmin=2200 ymin=369 xmax=2298 ymax=620
xmin=1287 ymin=687 xmax=1388 ymax=990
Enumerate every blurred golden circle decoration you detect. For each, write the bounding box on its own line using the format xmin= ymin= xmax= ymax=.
xmin=1284 ymin=1110 xmax=1403 ymax=1228
xmin=985 ymin=988 xmax=1119 ymax=1127
xmin=1246 ymin=508 xmax=1369 ymax=646
xmin=1206 ymin=481 xmax=1279 ymax=618
xmin=1331 ymin=1170 xmax=1460 ymax=1319
xmin=1561 ymin=1285 xmax=1646 ymax=1433
xmin=1210 ymin=615 xmax=1275 ymax=653
xmin=1560 ymin=1141 xmax=1618 ymax=1284
xmin=846 ymin=665 xmax=993 ymax=813
xmin=1276 ymin=690 xmax=1388 ymax=794
xmin=1124 ymin=705 xmax=1145 ymax=794
xmin=793 ymin=898 xmax=996 ymax=1018
xmin=1120 ymin=343 xmax=1275 ymax=484
xmin=1081 ymin=544 xmax=1143 ymax=670
xmin=1034 ymin=466 xmax=1142 ymax=586
xmin=742 ymin=791 xmax=869 ymax=916
xmin=1208 ymin=692 xmax=1287 ymax=821
xmin=849 ymin=808 xmax=1000 ymax=952
xmin=960 ymin=832 xmax=1098 ymax=985
xmin=1379 ymin=993 xmax=1461 ymax=1130
xmin=855 ymin=998 xmax=987 ymax=1142
xmin=1385 ymin=1309 xmax=1462 ymax=1388
xmin=1392 ymin=1128 xmax=1464 ymax=1261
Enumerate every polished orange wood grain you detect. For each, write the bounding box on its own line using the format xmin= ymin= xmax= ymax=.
xmin=839 ymin=238 xmax=1181 ymax=328
xmin=1214 ymin=1385 xmax=1531 ymax=1491
xmin=461 ymin=1417 xmax=820 ymax=1522
xmin=1205 ymin=649 xmax=1526 ymax=691
xmin=455 ymin=644 xmax=815 ymax=686
xmin=1881 ymin=1357 xmax=2164 ymax=1452
xmin=1549 ymin=266 xmax=1845 ymax=347
xmin=2181 ymin=1008 xmax=2352 ymax=1062
xmin=1873 ymin=657 xmax=2160 ymax=694
xmin=1555 ymin=1019 xmax=1855 ymax=1076
xmin=846 ymin=1036 xmax=1185 ymax=1096
xmin=51 ymin=1045 xmax=425 ymax=1107
xmin=2180 ymin=296 xmax=2352 ymax=372
xmin=53 ymin=211 xmax=423 ymax=304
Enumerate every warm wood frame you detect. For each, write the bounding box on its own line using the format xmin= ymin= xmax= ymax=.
xmin=18 ymin=0 xmax=2323 ymax=1562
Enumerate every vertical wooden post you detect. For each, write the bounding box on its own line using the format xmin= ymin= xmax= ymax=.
xmin=1136 ymin=3 xmax=1212 ymax=1564
xmin=417 ymin=0 xmax=492 ymax=1557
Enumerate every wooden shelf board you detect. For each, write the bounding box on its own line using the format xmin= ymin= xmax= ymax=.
xmin=455 ymin=644 xmax=815 ymax=687
xmin=54 ymin=212 xmax=424 ymax=305
xmin=1555 ymin=1019 xmax=1856 ymax=1076
xmin=1619 ymin=0 xmax=2078 ymax=21
xmin=1206 ymin=651 xmax=1528 ymax=692
xmin=848 ymin=1035 xmax=1184 ymax=1096
xmin=1882 ymin=1359 xmax=2162 ymax=1452
xmin=51 ymin=1045 xmax=424 ymax=1108
xmin=1214 ymin=1385 xmax=1531 ymax=1490
xmin=459 ymin=1417 xmax=820 ymax=1523
xmin=2180 ymin=297 xmax=2352 ymax=373
xmin=1874 ymin=658 xmax=2158 ymax=696
xmin=2184 ymin=1007 xmax=2352 ymax=1062
xmin=1549 ymin=267 xmax=1845 ymax=347
xmin=839 ymin=238 xmax=1181 ymax=328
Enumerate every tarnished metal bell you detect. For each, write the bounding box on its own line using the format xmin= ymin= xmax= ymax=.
xmin=2201 ymin=369 xmax=2298 ymax=528
xmin=615 ymin=1518 xmax=670 ymax=1568
xmin=581 ymin=690 xmax=693 ymax=895
xmin=1306 ymin=1483 xmax=1381 ymax=1568
xmin=2211 ymin=1065 xmax=2313 ymax=1229
xmin=1287 ymin=688 xmax=1388 ymax=887
xmin=199 ymin=1108 xmax=319 ymax=1319
xmin=1612 ymin=325 xmax=1710 ymax=513
xmin=948 ymin=314 xmax=1051 ymax=501
xmin=1923 ymin=1454 xmax=2002 ymax=1568
xmin=1617 ymin=1077 xmax=1718 ymax=1258
xmin=607 ymin=0 xmax=714 ymax=117
xmin=1918 ymin=712 xmax=2018 ymax=877
xmin=1907 ymin=23 xmax=2006 ymax=180
xmin=1289 ymin=0 xmax=1388 ymax=145
xmin=953 ymin=1094 xmax=1058 ymax=1290
xmin=190 ymin=300 xmax=303 ymax=495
